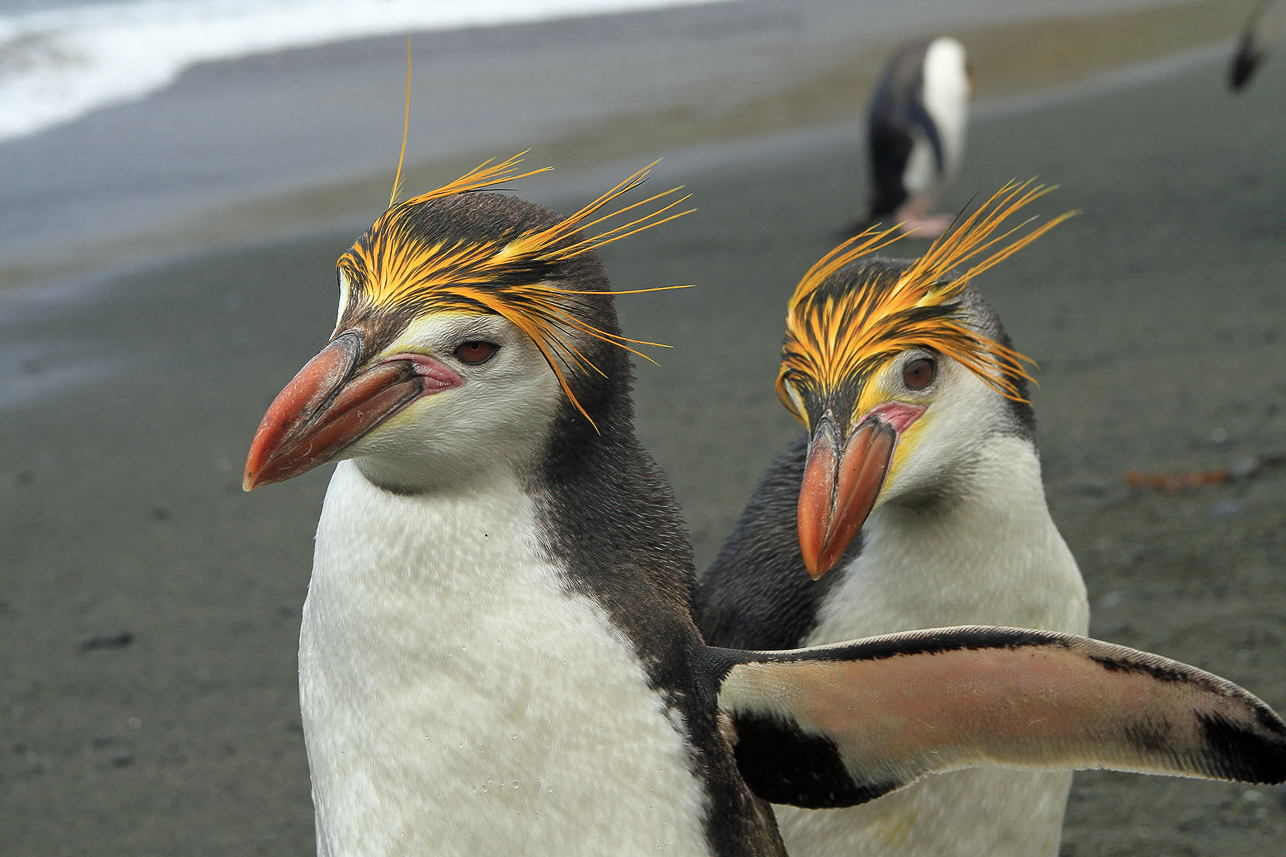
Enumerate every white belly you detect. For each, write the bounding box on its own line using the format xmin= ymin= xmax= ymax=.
xmin=777 ymin=766 xmax=1069 ymax=857
xmin=900 ymin=134 xmax=939 ymax=200
xmin=777 ymin=437 xmax=1089 ymax=857
xmin=300 ymin=462 xmax=709 ymax=857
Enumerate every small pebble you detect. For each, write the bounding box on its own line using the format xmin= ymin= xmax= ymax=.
xmin=79 ymin=631 xmax=133 ymax=650
xmin=1209 ymin=500 xmax=1240 ymax=519
xmin=1095 ymin=590 xmax=1127 ymax=610
xmin=111 ymin=751 xmax=133 ymax=767
xmin=1069 ymin=479 xmax=1112 ymax=498
xmin=1229 ymin=455 xmax=1261 ymax=481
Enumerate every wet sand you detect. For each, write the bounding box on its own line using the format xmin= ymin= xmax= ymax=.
xmin=0 ymin=0 xmax=1247 ymax=291
xmin=4 ymin=9 xmax=1286 ymax=857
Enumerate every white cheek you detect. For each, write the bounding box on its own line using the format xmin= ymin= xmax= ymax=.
xmin=336 ymin=270 xmax=352 ymax=328
xmin=883 ymin=361 xmax=1001 ymax=499
xmin=349 ymin=343 xmax=564 ymax=486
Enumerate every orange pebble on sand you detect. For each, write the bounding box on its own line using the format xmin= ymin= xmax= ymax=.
xmin=1125 ymin=467 xmax=1230 ymax=492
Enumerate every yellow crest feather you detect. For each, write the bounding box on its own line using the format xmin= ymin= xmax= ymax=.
xmin=778 ymin=180 xmax=1075 ymax=421
xmin=339 ymin=155 xmax=693 ymax=429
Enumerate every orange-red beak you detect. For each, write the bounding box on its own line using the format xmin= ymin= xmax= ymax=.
xmin=243 ymin=331 xmax=463 ymax=490
xmin=796 ymin=404 xmax=925 ymax=579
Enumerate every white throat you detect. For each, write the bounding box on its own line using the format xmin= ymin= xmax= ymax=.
xmin=299 ymin=461 xmax=709 ymax=856
xmin=812 ymin=433 xmax=1087 ymax=640
xmin=777 ymin=433 xmax=1088 ymax=857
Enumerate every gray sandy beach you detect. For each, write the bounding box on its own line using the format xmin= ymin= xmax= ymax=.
xmin=3 ymin=1 xmax=1286 ymax=854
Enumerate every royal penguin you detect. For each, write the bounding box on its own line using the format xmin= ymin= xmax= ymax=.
xmin=698 ymin=184 xmax=1091 ymax=856
xmin=851 ymin=36 xmax=971 ymax=238
xmin=243 ymin=159 xmax=1286 ymax=856
xmin=1230 ymin=0 xmax=1282 ymax=90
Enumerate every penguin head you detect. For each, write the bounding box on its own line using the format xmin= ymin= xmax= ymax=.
xmin=244 ymin=157 xmax=689 ymax=493
xmin=777 ymin=181 xmax=1069 ymax=578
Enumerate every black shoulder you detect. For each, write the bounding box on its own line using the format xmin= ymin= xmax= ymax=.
xmin=694 ymin=436 xmax=855 ymax=650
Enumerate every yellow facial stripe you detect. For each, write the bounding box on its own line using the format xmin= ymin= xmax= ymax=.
xmin=778 ymin=180 xmax=1071 ymax=408
xmin=339 ymin=157 xmax=691 ymax=314
xmin=853 ymin=373 xmax=898 ymax=433
xmin=886 ymin=411 xmax=930 ymax=488
xmin=382 ymin=310 xmax=480 ymax=358
xmin=335 ymin=155 xmax=692 ymax=430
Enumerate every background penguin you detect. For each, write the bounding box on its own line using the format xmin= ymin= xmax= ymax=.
xmin=1230 ymin=0 xmax=1282 ymax=90
xmin=697 ymin=184 xmax=1091 ymax=857
xmin=243 ymin=159 xmax=1286 ymax=856
xmin=850 ymin=36 xmax=971 ymax=238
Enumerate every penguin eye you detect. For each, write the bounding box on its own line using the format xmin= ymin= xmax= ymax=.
xmin=455 ymin=341 xmax=498 ymax=365
xmin=902 ymin=357 xmax=936 ymax=390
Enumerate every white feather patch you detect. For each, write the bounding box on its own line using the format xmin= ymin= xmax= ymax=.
xmin=301 ymin=462 xmax=710 ymax=856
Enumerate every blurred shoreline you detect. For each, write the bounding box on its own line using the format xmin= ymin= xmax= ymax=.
xmin=0 ymin=0 xmax=1249 ymax=297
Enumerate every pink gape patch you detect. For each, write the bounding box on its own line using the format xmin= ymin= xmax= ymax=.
xmin=390 ymin=353 xmax=465 ymax=394
xmin=864 ymin=401 xmax=926 ymax=434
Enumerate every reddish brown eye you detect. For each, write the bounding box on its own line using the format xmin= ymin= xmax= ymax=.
xmin=902 ymin=356 xmax=936 ymax=390
xmin=455 ymin=341 xmax=498 ymax=365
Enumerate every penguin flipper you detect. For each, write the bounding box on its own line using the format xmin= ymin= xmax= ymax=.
xmin=712 ymin=625 xmax=1286 ymax=809
xmin=905 ymin=97 xmax=945 ymax=175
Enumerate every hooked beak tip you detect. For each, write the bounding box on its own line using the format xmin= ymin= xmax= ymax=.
xmin=797 ymin=414 xmax=900 ymax=581
xmin=242 ymin=332 xmax=365 ymax=491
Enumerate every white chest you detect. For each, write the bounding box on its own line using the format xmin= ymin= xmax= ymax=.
xmin=807 ymin=438 xmax=1087 ymax=643
xmin=299 ymin=462 xmax=708 ymax=857
xmin=779 ymin=437 xmax=1088 ymax=857
xmin=901 ymin=135 xmax=940 ymax=199
xmin=920 ymin=38 xmax=969 ymax=179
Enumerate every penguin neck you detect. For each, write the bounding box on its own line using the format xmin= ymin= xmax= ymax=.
xmin=811 ymin=433 xmax=1088 ymax=642
xmin=312 ymin=458 xmax=537 ymax=608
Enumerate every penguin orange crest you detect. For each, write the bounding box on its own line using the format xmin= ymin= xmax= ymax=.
xmin=777 ymin=181 xmax=1074 ymax=426
xmin=337 ymin=154 xmax=693 ymax=428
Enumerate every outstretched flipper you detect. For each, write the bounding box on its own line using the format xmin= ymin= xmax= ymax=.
xmin=709 ymin=626 xmax=1286 ymax=808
